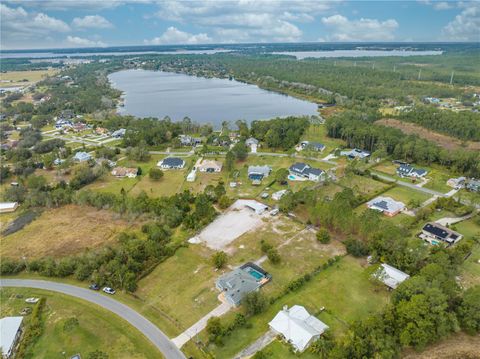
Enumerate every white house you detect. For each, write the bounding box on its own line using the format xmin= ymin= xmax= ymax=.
xmin=198 ymin=159 xmax=222 ymax=173
xmin=272 ymin=189 xmax=288 ymax=201
xmin=0 ymin=316 xmax=24 ymax=358
xmin=111 ymin=167 xmax=138 ymax=178
xmin=269 ymin=305 xmax=329 ymax=352
xmin=374 ymin=263 xmax=410 ymax=290
xmin=245 ymin=137 xmax=259 ymax=153
xmin=73 ymin=151 xmax=91 ymax=162
xmin=0 ymin=202 xmax=18 ymax=213
xmin=186 ymin=170 xmax=196 ymax=182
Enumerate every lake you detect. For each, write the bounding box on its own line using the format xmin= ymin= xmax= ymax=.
xmin=108 ymin=70 xmax=318 ymax=128
xmin=272 ymin=50 xmax=443 ymax=59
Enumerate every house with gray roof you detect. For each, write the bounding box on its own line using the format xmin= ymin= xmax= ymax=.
xmin=72 ymin=151 xmax=91 ymax=162
xmin=157 ymin=157 xmax=185 ymax=169
xmin=367 ymin=196 xmax=405 ymax=217
xmin=374 ymin=263 xmax=410 ymax=290
xmin=216 ymin=263 xmax=271 ymax=306
xmin=248 ymin=165 xmax=271 ymax=181
xmin=289 ymin=162 xmax=325 ymax=182
xmin=341 ymin=148 xmax=370 ymax=160
xmin=466 ymin=178 xmax=480 ymax=192
xmin=397 ymin=164 xmax=427 ymax=178
xmin=420 ymin=222 xmax=463 ymax=246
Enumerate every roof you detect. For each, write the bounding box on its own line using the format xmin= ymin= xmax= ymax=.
xmin=341 ymin=148 xmax=370 ymax=158
xmin=248 ymin=165 xmax=271 ymax=176
xmin=375 ymin=263 xmax=410 ymax=289
xmin=0 ymin=202 xmax=18 ymax=210
xmin=308 ymin=142 xmax=325 ymax=150
xmin=0 ymin=316 xmax=23 ymax=356
xmin=73 ymin=151 xmax=91 ymax=161
xmin=304 ymin=167 xmax=324 ymax=177
xmin=199 ymin=159 xmax=222 ymax=169
xmin=269 ymin=305 xmax=328 ymax=352
xmin=243 ymin=200 xmax=268 ymax=213
xmin=289 ymin=162 xmax=309 ymax=173
xmin=422 ymin=222 xmax=461 ymax=243
xmin=245 ymin=137 xmax=259 ymax=145
xmin=367 ymin=196 xmax=405 ymax=214
xmin=216 ymin=268 xmax=262 ymax=305
xmin=161 ymin=157 xmax=185 ymax=167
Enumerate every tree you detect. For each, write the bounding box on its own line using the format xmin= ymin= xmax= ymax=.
xmin=225 ymin=151 xmax=235 ymax=172
xmin=275 ymin=168 xmax=289 ymax=184
xmin=309 ymin=331 xmax=334 ymax=358
xmin=211 ymin=251 xmax=228 ymax=269
xmin=149 ymin=167 xmax=164 ymax=180
xmin=244 ymin=291 xmax=267 ymax=316
xmin=232 ymin=142 xmax=248 ymax=161
xmin=344 ymin=238 xmax=369 ymax=257
xmin=316 ymin=228 xmax=331 ymax=244
xmin=457 ymin=285 xmax=480 ymax=334
xmin=218 ymin=195 xmax=232 ymax=209
xmin=267 ymin=248 xmax=281 ymax=264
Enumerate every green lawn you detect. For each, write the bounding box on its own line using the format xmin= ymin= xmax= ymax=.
xmin=0 ymin=287 xmax=162 ymax=359
xmin=260 ymin=339 xmax=319 ymax=359
xmin=199 ymin=256 xmax=390 ymax=359
xmin=301 ymin=125 xmax=345 ymax=154
xmin=382 ymin=186 xmax=432 ymax=205
xmin=455 ymin=218 xmax=480 ymax=288
xmin=338 ymin=174 xmax=390 ymax=197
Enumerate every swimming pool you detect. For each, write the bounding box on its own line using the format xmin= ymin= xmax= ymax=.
xmin=247 ymin=268 xmax=265 ymax=280
xmin=288 ymin=175 xmax=296 ymax=180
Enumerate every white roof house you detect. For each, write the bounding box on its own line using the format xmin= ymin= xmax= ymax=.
xmin=0 ymin=316 xmax=23 ymax=358
xmin=0 ymin=202 xmax=19 ymax=213
xmin=269 ymin=305 xmax=329 ymax=352
xmin=242 ymin=200 xmax=269 ymax=215
xmin=374 ymin=263 xmax=410 ymax=289
xmin=272 ymin=189 xmax=288 ymax=201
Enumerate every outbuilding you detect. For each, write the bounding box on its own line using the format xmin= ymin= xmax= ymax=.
xmin=0 ymin=316 xmax=24 ymax=358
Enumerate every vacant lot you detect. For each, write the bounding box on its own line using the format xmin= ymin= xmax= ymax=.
xmin=402 ymin=332 xmax=480 ymax=359
xmin=455 ymin=218 xmax=480 ymax=288
xmin=202 ymin=256 xmax=390 ymax=359
xmin=376 ymin=118 xmax=480 ymax=151
xmin=381 ymin=186 xmax=432 ymax=205
xmin=0 ymin=287 xmax=161 ymax=359
xmin=0 ymin=69 xmax=58 ymax=87
xmin=0 ymin=205 xmax=135 ymax=259
xmin=338 ymin=173 xmax=390 ymax=197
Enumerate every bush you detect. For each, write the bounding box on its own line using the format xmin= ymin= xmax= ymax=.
xmin=149 ymin=167 xmax=163 ymax=180
xmin=344 ymin=238 xmax=369 ymax=257
xmin=63 ymin=317 xmax=79 ymax=332
xmin=244 ymin=291 xmax=267 ymax=316
xmin=260 ymin=240 xmax=273 ymax=253
xmin=211 ymin=251 xmax=228 ymax=269
xmin=316 ymin=228 xmax=331 ymax=244
xmin=267 ymin=248 xmax=281 ymax=264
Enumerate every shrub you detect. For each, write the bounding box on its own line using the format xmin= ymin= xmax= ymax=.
xmin=267 ymin=248 xmax=281 ymax=264
xmin=244 ymin=291 xmax=267 ymax=316
xmin=211 ymin=251 xmax=228 ymax=269
xmin=316 ymin=228 xmax=331 ymax=244
xmin=149 ymin=167 xmax=164 ymax=180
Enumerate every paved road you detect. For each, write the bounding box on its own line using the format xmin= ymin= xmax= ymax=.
xmin=372 ymin=172 xmax=445 ymax=197
xmin=0 ymin=279 xmax=185 ymax=359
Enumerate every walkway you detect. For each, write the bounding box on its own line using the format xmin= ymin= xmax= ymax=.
xmin=171 ymin=300 xmax=233 ymax=348
xmin=0 ymin=279 xmax=185 ymax=359
xmin=233 ymin=329 xmax=276 ymax=359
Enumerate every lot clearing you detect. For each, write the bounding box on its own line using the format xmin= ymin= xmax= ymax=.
xmin=402 ymin=332 xmax=480 ymax=359
xmin=376 ymin=118 xmax=480 ymax=151
xmin=189 ymin=200 xmax=267 ymax=250
xmin=0 ymin=69 xmax=58 ymax=87
xmin=0 ymin=205 xmax=136 ymax=259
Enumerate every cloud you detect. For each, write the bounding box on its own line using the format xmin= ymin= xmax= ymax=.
xmin=0 ymin=3 xmax=71 ymax=48
xmin=144 ymin=26 xmax=212 ymax=45
xmin=442 ymin=2 xmax=480 ymax=40
xmin=72 ymin=15 xmax=114 ymax=29
xmin=6 ymin=0 xmax=125 ymax=11
xmin=418 ymin=0 xmax=456 ymax=10
xmin=321 ymin=14 xmax=398 ymax=41
xmin=66 ymin=35 xmax=107 ymax=47
xmin=152 ymin=0 xmax=332 ymax=42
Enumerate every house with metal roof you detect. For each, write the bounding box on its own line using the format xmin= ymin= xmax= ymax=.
xmin=396 ymin=164 xmax=428 ymax=178
xmin=111 ymin=128 xmax=126 ymax=138
xmin=198 ymin=159 xmax=222 ymax=173
xmin=466 ymin=178 xmax=480 ymax=192
xmin=420 ymin=222 xmax=463 ymax=246
xmin=157 ymin=157 xmax=185 ymax=169
xmin=366 ymin=196 xmax=405 ymax=217
xmin=269 ymin=305 xmax=329 ymax=353
xmin=374 ymin=263 xmax=410 ymax=290
xmin=216 ymin=263 xmax=271 ymax=306
xmin=72 ymin=151 xmax=91 ymax=162
xmin=0 ymin=316 xmax=23 ymax=358
xmin=248 ymin=165 xmax=272 ymax=181
xmin=245 ymin=137 xmax=259 ymax=153
xmin=289 ymin=162 xmax=325 ymax=182
xmin=0 ymin=202 xmax=19 ymax=214
xmin=447 ymin=177 xmax=466 ymax=189
xmin=300 ymin=141 xmax=325 ymax=152
xmin=340 ymin=148 xmax=370 ymax=159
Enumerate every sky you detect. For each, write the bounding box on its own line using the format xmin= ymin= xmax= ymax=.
xmin=1 ymin=0 xmax=479 ymax=50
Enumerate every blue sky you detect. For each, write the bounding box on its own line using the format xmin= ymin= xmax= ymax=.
xmin=1 ymin=1 xmax=478 ymax=50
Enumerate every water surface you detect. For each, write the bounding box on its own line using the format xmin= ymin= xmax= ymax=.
xmin=272 ymin=50 xmax=443 ymax=59
xmin=108 ymin=70 xmax=318 ymax=128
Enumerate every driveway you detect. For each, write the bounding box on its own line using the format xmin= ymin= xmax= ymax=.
xmin=234 ymin=329 xmax=276 ymax=358
xmin=0 ymin=279 xmax=185 ymax=359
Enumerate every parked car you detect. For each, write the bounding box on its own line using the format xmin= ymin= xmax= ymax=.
xmin=103 ymin=287 xmax=115 ymax=295
xmin=25 ymin=297 xmax=39 ymax=304
xmin=89 ymin=283 xmax=100 ymax=291
xmin=269 ymin=209 xmax=279 ymax=216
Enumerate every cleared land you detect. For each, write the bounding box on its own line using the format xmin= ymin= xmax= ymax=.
xmin=200 ymin=256 xmax=390 ymax=359
xmin=402 ymin=332 xmax=480 ymax=359
xmin=376 ymin=118 xmax=480 ymax=151
xmin=0 ymin=205 xmax=135 ymax=259
xmin=0 ymin=287 xmax=161 ymax=359
xmin=0 ymin=69 xmax=58 ymax=87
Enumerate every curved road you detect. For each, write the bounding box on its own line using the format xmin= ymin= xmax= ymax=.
xmin=0 ymin=279 xmax=185 ymax=359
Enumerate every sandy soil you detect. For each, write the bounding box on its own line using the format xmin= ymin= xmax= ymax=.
xmin=376 ymin=118 xmax=480 ymax=151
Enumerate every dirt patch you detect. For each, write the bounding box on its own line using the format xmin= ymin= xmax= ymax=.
xmin=376 ymin=118 xmax=480 ymax=151
xmin=0 ymin=205 xmax=136 ymax=259
xmin=402 ymin=332 xmax=480 ymax=359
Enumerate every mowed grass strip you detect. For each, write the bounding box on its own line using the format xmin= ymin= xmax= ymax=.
xmin=202 ymin=256 xmax=390 ymax=359
xmin=382 ymin=185 xmax=432 ymax=205
xmin=0 ymin=205 xmax=135 ymax=259
xmin=0 ymin=287 xmax=162 ymax=359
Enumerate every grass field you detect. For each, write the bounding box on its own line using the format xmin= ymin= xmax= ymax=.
xmin=0 ymin=69 xmax=58 ymax=87
xmin=0 ymin=287 xmax=162 ymax=359
xmin=338 ymin=174 xmax=390 ymax=197
xmin=455 ymin=218 xmax=480 ymax=288
xmin=200 ymin=256 xmax=390 ymax=359
xmin=0 ymin=205 xmax=136 ymax=259
xmin=301 ymin=125 xmax=346 ymax=154
xmin=381 ymin=185 xmax=432 ymax=205
xmin=260 ymin=340 xmax=319 ymax=359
